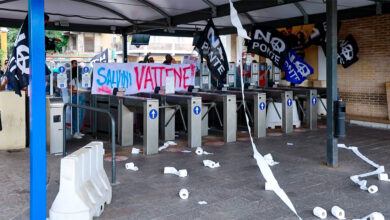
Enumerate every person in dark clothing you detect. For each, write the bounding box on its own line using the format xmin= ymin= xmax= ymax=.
xmin=163 ymin=54 xmax=173 ymax=65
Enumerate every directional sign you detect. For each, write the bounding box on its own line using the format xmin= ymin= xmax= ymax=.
xmin=58 ymin=66 xmax=65 ymax=73
xmin=312 ymin=97 xmax=317 ymax=105
xmin=83 ymin=66 xmax=90 ymax=73
xmin=259 ymin=102 xmax=266 ymax=110
xmin=149 ymin=109 xmax=158 ymax=119
xmin=193 ymin=106 xmax=201 ymax=115
xmin=287 ymin=98 xmax=293 ymax=107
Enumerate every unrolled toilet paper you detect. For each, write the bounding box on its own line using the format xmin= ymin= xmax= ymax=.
xmin=353 ymin=212 xmax=385 ymax=220
xmin=131 ymin=148 xmax=140 ymax=154
xmin=203 ymin=160 xmax=220 ymax=168
xmin=378 ymin=173 xmax=389 ymax=181
xmin=125 ymin=162 xmax=139 ymax=171
xmin=178 ymin=169 xmax=188 ymax=177
xmin=179 ymin=189 xmax=189 ymax=200
xmin=264 ymin=182 xmax=275 ymax=191
xmin=195 ymin=147 xmax=213 ymax=155
xmin=164 ymin=167 xmax=187 ymax=177
xmin=331 ymin=206 xmax=345 ymax=220
xmin=313 ymin=207 xmax=327 ymax=219
xmin=264 ymin=153 xmax=279 ymax=166
xmin=195 ymin=147 xmax=204 ymax=155
xmin=368 ymin=185 xmax=378 ymax=194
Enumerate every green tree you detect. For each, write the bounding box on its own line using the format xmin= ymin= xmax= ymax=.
xmin=7 ymin=28 xmax=68 ymax=53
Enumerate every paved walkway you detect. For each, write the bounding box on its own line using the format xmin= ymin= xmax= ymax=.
xmin=2 ymin=124 xmax=390 ymax=219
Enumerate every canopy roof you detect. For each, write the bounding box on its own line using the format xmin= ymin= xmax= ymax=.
xmin=0 ymin=0 xmax=388 ymax=36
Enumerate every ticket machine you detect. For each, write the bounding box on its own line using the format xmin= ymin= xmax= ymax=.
xmin=249 ymin=63 xmax=260 ymax=89
xmin=200 ymin=62 xmax=211 ymax=89
xmin=226 ymin=62 xmax=236 ymax=88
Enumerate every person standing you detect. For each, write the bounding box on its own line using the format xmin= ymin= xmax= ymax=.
xmin=70 ymin=60 xmax=86 ymax=139
xmin=163 ymin=54 xmax=173 ymax=65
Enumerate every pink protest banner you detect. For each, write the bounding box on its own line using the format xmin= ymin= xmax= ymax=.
xmin=92 ymin=63 xmax=196 ymax=95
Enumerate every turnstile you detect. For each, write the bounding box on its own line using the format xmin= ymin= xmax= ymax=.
xmin=137 ymin=93 xmax=202 ymax=148
xmin=177 ymin=91 xmax=237 ymax=143
xmin=202 ymin=89 xmax=267 ymax=138
xmin=92 ymin=94 xmax=160 ymax=155
xmin=231 ymin=88 xmax=294 ymax=134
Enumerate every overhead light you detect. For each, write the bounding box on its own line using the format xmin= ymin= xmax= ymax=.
xmin=110 ymin=26 xmax=116 ymax=33
xmin=60 ymin=20 xmax=69 ymax=27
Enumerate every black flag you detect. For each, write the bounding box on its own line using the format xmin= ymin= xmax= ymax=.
xmin=337 ymin=34 xmax=359 ymax=68
xmin=247 ymin=25 xmax=290 ymax=69
xmin=195 ymin=19 xmax=229 ymax=88
xmin=91 ymin=49 xmax=108 ymax=63
xmin=6 ymin=17 xmax=30 ymax=96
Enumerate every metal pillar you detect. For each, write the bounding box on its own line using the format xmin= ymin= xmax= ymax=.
xmin=282 ymin=91 xmax=293 ymax=133
xmin=28 ymin=0 xmax=46 ymax=218
xmin=326 ymin=0 xmax=338 ymax=167
xmin=306 ymin=89 xmax=318 ymax=129
xmin=187 ymin=97 xmax=202 ymax=148
xmin=223 ymin=95 xmax=237 ymax=142
xmin=143 ymin=100 xmax=159 ymax=155
xmin=254 ymin=93 xmax=267 ymax=138
xmin=122 ymin=33 xmax=128 ymax=63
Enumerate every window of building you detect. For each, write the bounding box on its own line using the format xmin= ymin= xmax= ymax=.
xmin=71 ymin=35 xmax=77 ymax=50
xmin=84 ymin=33 xmax=95 ymax=52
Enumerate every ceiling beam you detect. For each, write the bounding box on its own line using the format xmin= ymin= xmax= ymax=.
xmin=134 ymin=0 xmax=302 ymax=31
xmin=69 ymin=0 xmax=136 ymax=25
xmin=136 ymin=0 xmax=172 ymax=26
xmin=201 ymin=0 xmax=217 ymax=17
xmin=243 ymin=12 xmax=256 ymax=24
xmin=294 ymin=2 xmax=308 ymax=24
xmin=219 ymin=3 xmax=390 ymax=35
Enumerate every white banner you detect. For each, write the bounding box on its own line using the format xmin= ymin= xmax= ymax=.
xmin=92 ymin=63 xmax=196 ymax=95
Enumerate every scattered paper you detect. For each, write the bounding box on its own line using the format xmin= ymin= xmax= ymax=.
xmin=164 ymin=167 xmax=188 ymax=178
xmin=265 ymin=182 xmax=275 ymax=191
xmin=352 ymin=212 xmax=385 ymax=220
xmin=287 ymin=143 xmax=294 ymax=146
xmin=159 ymin=141 xmax=177 ymax=152
xmin=125 ymin=162 xmax=139 ymax=171
xmin=236 ymin=60 xmax=301 ymax=219
xmin=378 ymin=173 xmax=389 ymax=181
xmin=181 ymin=150 xmax=192 ymax=153
xmin=338 ymin=144 xmax=390 ymax=193
xmin=198 ymin=201 xmax=208 ymax=205
xmin=203 ymin=160 xmax=220 ymax=168
xmin=331 ymin=206 xmax=346 ymax=220
xmin=195 ymin=147 xmax=213 ymax=156
xmin=313 ymin=207 xmax=327 ymax=219
xmin=264 ymin=153 xmax=280 ymax=166
xmin=179 ymin=188 xmax=189 ymax=200
xmin=131 ymin=148 xmax=140 ymax=154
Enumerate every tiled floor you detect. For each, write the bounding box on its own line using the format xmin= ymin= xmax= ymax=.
xmin=2 ymin=124 xmax=390 ymax=220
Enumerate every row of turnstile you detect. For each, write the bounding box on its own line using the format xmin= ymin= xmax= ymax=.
xmin=90 ymin=83 xmax=324 ymax=155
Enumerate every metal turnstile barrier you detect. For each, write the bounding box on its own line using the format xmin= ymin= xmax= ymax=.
xmin=177 ymin=91 xmax=237 ymax=143
xmin=92 ymin=95 xmax=160 ymax=155
xmin=137 ymin=93 xmax=202 ymax=148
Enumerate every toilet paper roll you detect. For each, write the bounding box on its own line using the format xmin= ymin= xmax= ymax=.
xmin=131 ymin=148 xmax=140 ymax=154
xmin=378 ymin=173 xmax=389 ymax=181
xmin=125 ymin=162 xmax=139 ymax=171
xmin=313 ymin=207 xmax=327 ymax=219
xmin=369 ymin=212 xmax=385 ymax=220
xmin=195 ymin=147 xmax=204 ymax=155
xmin=203 ymin=160 xmax=216 ymax=168
xmin=179 ymin=189 xmax=189 ymax=200
xmin=368 ymin=185 xmax=378 ymax=194
xmin=178 ymin=169 xmax=188 ymax=177
xmin=331 ymin=206 xmax=345 ymax=220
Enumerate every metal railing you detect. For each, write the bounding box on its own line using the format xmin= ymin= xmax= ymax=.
xmin=62 ymin=103 xmax=117 ymax=184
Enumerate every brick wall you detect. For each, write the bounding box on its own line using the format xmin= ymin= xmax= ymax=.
xmin=338 ymin=14 xmax=390 ymax=119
